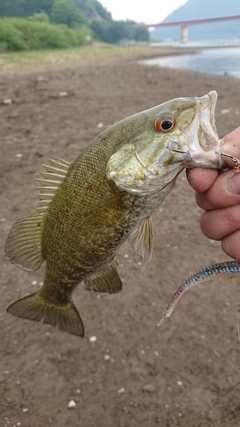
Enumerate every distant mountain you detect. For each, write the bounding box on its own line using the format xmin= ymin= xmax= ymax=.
xmin=151 ymin=0 xmax=240 ymax=41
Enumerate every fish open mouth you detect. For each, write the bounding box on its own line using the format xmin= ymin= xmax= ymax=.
xmin=199 ymin=91 xmax=218 ymax=139
xmin=181 ymin=90 xmax=223 ymax=169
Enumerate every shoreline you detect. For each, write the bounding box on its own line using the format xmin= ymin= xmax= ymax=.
xmin=139 ymin=44 xmax=240 ymax=80
xmin=0 ymin=44 xmax=198 ymax=74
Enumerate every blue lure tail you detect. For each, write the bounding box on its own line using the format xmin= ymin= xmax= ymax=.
xmin=158 ymin=261 xmax=240 ymax=326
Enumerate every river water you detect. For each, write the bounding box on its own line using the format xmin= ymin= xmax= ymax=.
xmin=141 ymin=46 xmax=240 ymax=79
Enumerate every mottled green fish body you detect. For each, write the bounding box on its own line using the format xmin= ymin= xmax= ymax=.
xmin=5 ymin=91 xmax=223 ymax=336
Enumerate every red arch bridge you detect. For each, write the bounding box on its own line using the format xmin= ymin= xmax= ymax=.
xmin=141 ymin=15 xmax=240 ymax=44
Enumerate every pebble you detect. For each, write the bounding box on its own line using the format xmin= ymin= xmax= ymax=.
xmin=89 ymin=336 xmax=97 ymax=343
xmin=177 ymin=381 xmax=183 ymax=386
xmin=118 ymin=387 xmax=125 ymax=394
xmin=16 ymin=153 xmax=23 ymax=158
xmin=37 ymin=75 xmax=44 ymax=82
xmin=31 ymin=280 xmax=37 ymax=286
xmin=59 ymin=91 xmax=68 ymax=97
xmin=22 ymin=408 xmax=28 ymax=413
xmin=143 ymin=384 xmax=156 ymax=393
xmin=68 ymin=399 xmax=76 ymax=409
xmin=97 ymin=122 xmax=103 ymax=128
xmin=3 ymin=98 xmax=12 ymax=105
xmin=104 ymin=354 xmax=110 ymax=361
xmin=221 ymin=108 xmax=230 ymax=114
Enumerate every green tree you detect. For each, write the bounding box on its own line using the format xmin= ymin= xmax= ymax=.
xmin=133 ymin=26 xmax=149 ymax=42
xmin=51 ymin=0 xmax=85 ymax=28
xmin=0 ymin=17 xmax=91 ymax=50
xmin=0 ymin=20 xmax=27 ymax=50
xmin=91 ymin=19 xmax=149 ymax=44
xmin=73 ymin=0 xmax=112 ymax=21
xmin=0 ymin=0 xmax=54 ymax=18
xmin=90 ymin=19 xmax=111 ymax=43
xmin=28 ymin=13 xmax=50 ymax=23
xmin=108 ymin=21 xmax=131 ymax=44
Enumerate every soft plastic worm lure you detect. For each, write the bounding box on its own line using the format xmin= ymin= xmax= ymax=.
xmin=158 ymin=152 xmax=240 ymax=327
xmin=158 ymin=261 xmax=240 ymax=326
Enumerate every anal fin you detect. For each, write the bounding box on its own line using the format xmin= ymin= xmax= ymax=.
xmin=128 ymin=216 xmax=153 ymax=263
xmin=83 ymin=260 xmax=122 ymax=294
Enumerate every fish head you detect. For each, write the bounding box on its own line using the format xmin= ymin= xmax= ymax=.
xmin=106 ymin=91 xmax=223 ymax=195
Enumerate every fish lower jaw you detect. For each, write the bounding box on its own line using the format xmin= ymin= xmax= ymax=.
xmin=186 ymin=155 xmax=222 ymax=169
xmin=185 ymin=146 xmax=223 ymax=169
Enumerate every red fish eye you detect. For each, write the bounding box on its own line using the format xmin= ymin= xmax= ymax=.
xmin=155 ymin=117 xmax=175 ymax=132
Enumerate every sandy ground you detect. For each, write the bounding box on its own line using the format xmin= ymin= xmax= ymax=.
xmin=1 ymin=58 xmax=240 ymax=427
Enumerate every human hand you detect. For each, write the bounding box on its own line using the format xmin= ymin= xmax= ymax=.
xmin=187 ymin=127 xmax=240 ymax=260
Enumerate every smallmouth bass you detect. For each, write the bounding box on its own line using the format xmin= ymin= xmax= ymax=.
xmin=5 ymin=91 xmax=224 ymax=337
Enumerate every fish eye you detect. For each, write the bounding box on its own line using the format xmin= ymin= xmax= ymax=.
xmin=155 ymin=117 xmax=175 ymax=132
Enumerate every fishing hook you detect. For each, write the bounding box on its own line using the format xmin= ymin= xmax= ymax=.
xmin=221 ymin=152 xmax=240 ymax=172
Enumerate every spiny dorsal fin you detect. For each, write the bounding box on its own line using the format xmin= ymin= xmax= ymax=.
xmin=128 ymin=217 xmax=153 ymax=263
xmin=36 ymin=158 xmax=71 ymax=213
xmin=83 ymin=260 xmax=122 ymax=294
xmin=5 ymin=213 xmax=44 ymax=272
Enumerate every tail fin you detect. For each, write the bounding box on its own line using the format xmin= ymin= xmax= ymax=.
xmin=7 ymin=291 xmax=84 ymax=337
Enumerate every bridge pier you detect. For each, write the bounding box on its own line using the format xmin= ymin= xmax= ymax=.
xmin=180 ymin=25 xmax=188 ymax=44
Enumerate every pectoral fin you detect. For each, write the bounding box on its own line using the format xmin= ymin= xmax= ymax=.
xmin=83 ymin=260 xmax=122 ymax=294
xmin=128 ymin=217 xmax=153 ymax=263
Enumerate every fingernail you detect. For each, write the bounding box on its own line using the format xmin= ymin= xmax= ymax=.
xmin=228 ymin=173 xmax=240 ymax=195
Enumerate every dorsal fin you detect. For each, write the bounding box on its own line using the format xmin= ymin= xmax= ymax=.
xmin=36 ymin=158 xmax=71 ymax=212
xmin=5 ymin=158 xmax=71 ymax=271
xmin=128 ymin=217 xmax=153 ymax=263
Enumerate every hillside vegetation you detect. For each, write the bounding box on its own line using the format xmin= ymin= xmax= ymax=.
xmin=0 ymin=0 xmax=149 ymax=51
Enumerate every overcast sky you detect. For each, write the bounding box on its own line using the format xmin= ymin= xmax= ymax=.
xmin=99 ymin=0 xmax=188 ymax=25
